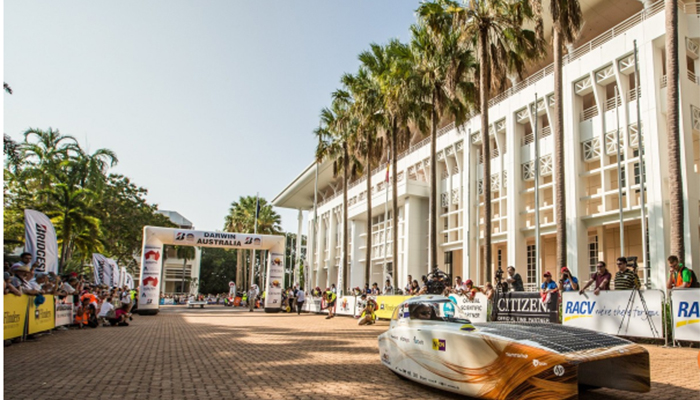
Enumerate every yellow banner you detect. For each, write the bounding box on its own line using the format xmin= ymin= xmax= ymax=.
xmin=375 ymin=295 xmax=412 ymax=320
xmin=28 ymin=295 xmax=55 ymax=335
xmin=4 ymin=294 xmax=29 ymax=340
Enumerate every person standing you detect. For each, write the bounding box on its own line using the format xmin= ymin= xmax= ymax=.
xmin=614 ymin=257 xmax=640 ymax=290
xmin=295 ymin=289 xmax=305 ymax=315
xmin=540 ymin=272 xmax=558 ymax=303
xmin=323 ymin=288 xmax=336 ymax=319
xmin=579 ymin=262 xmax=611 ymax=295
xmin=505 ymin=266 xmax=524 ymax=292
xmin=557 ymin=267 xmax=579 ymax=292
xmin=382 ymin=279 xmax=394 ymax=295
xmin=247 ymin=285 xmax=257 ymax=312
xmin=666 ymin=255 xmax=696 ymax=289
xmin=404 ymin=275 xmax=413 ymax=294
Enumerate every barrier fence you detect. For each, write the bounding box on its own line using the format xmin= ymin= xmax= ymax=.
xmin=4 ymin=294 xmax=70 ymax=340
xmin=299 ymin=289 xmax=699 ymax=342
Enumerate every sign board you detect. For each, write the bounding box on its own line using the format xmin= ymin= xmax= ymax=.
xmin=448 ymin=293 xmax=488 ymax=323
xmin=173 ymin=230 xmax=262 ymax=249
xmin=264 ymin=253 xmax=284 ymax=310
xmin=336 ymin=296 xmax=356 ymax=316
xmin=4 ymin=294 xmax=29 ymax=340
xmin=28 ymin=295 xmax=55 ymax=335
xmin=562 ymin=290 xmax=664 ymax=339
xmin=55 ymin=301 xmax=73 ymax=327
xmin=670 ymin=289 xmax=700 ymax=342
xmin=375 ymin=296 xmax=412 ymax=320
xmin=303 ymin=296 xmax=324 ymax=313
xmin=492 ymin=292 xmax=559 ymax=323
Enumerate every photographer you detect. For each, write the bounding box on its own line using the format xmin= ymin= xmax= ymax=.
xmin=614 ymin=257 xmax=640 ymax=290
xmin=505 ymin=266 xmax=524 ymax=292
xmin=557 ymin=267 xmax=578 ymax=292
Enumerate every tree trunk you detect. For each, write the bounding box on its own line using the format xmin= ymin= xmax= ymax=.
xmin=365 ymin=130 xmax=372 ymax=288
xmin=429 ymin=90 xmax=438 ymax=273
xmin=391 ymin=117 xmax=399 ymax=289
xmin=479 ymin=30 xmax=492 ymax=283
xmin=342 ymin=144 xmax=349 ymax=295
xmin=236 ymin=249 xmax=243 ymax=293
xmin=666 ymin=0 xmax=684 ymax=259
xmin=553 ymin=28 xmax=567 ymax=270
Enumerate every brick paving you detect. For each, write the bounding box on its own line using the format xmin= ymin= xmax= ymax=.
xmin=4 ymin=306 xmax=699 ymax=400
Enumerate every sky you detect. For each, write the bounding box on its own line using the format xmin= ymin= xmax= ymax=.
xmin=3 ymin=0 xmax=420 ymax=234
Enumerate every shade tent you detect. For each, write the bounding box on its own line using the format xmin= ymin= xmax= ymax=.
xmin=138 ymin=226 xmax=285 ymax=315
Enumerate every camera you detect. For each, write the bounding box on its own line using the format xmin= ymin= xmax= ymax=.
xmin=626 ymin=256 xmax=638 ymax=271
xmin=426 ymin=267 xmax=450 ymax=295
xmin=495 ymin=266 xmax=504 ymax=283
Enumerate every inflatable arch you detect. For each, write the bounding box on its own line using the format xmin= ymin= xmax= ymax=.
xmin=138 ymin=226 xmax=285 ymax=315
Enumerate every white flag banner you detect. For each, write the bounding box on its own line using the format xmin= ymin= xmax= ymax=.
xmin=24 ymin=209 xmax=59 ymax=274
xmin=105 ymin=258 xmax=120 ymax=287
xmin=92 ymin=253 xmax=110 ymax=286
xmin=119 ymin=267 xmax=127 ymax=288
xmin=125 ymin=273 xmax=134 ymax=290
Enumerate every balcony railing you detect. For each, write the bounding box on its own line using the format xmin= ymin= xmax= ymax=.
xmin=522 ymin=133 xmax=534 ymax=146
xmin=605 ymin=95 xmax=622 ymax=111
xmin=580 ymin=105 xmax=599 ymax=121
xmin=689 ymin=70 xmax=699 ymax=85
xmin=628 ymin=86 xmax=641 ymax=101
xmin=660 ymin=75 xmax=668 ymax=88
xmin=540 ymin=125 xmax=552 ymax=138
xmin=491 ymin=147 xmax=500 ymax=159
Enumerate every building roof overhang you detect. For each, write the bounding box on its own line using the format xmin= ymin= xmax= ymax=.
xmin=272 ymin=159 xmax=335 ymax=210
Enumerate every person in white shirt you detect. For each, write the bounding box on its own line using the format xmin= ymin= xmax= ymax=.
xmin=295 ymin=289 xmax=305 ymax=315
xmin=383 ymin=279 xmax=394 ymax=295
xmin=247 ymin=286 xmax=257 ymax=312
xmin=98 ymin=297 xmax=115 ymax=326
xmin=11 ymin=265 xmax=41 ymax=295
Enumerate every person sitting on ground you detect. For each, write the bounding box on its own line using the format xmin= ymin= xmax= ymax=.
xmin=357 ymin=294 xmax=378 ymax=325
xmin=579 ymin=261 xmax=611 ymax=295
xmin=505 ymin=266 xmax=525 ymax=292
xmin=98 ymin=296 xmax=116 ymax=326
xmin=558 ymin=267 xmax=579 ymax=292
xmin=666 ymin=255 xmax=697 ymax=289
xmin=614 ymin=257 xmax=640 ymax=290
xmin=540 ymin=271 xmax=558 ymax=303
xmin=107 ymin=304 xmax=130 ymax=326
xmin=323 ymin=288 xmax=337 ymax=319
xmin=382 ymin=279 xmax=394 ymax=295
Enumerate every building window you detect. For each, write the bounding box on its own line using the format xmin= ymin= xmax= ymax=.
xmin=526 ymin=245 xmax=536 ymax=284
xmin=588 ymin=236 xmax=599 ymax=276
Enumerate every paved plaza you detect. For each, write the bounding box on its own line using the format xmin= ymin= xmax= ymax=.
xmin=4 ymin=306 xmax=699 ymax=400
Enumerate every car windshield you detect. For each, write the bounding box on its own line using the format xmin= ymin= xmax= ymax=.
xmin=403 ymin=299 xmax=471 ymax=324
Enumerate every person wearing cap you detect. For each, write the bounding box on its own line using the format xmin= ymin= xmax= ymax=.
xmin=11 ymin=264 xmax=41 ymax=295
xmin=464 ymin=279 xmax=478 ymax=300
xmin=540 ymin=272 xmax=558 ymax=303
xmin=557 ymin=267 xmax=579 ymax=292
xmin=579 ymin=261 xmax=611 ymax=295
xmin=323 ymin=288 xmax=337 ymax=319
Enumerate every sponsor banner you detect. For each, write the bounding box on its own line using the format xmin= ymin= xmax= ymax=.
xmin=28 ymin=295 xmax=55 ymax=335
xmin=119 ymin=266 xmax=127 ymax=288
xmin=173 ymin=229 xmax=262 ymax=249
xmin=493 ymin=292 xmax=559 ymax=323
xmin=336 ymin=296 xmax=356 ymax=316
xmin=24 ymin=209 xmax=59 ymax=274
xmin=125 ymin=273 xmax=134 ymax=290
xmin=670 ymin=289 xmax=700 ymax=342
xmin=139 ymin=245 xmax=163 ymax=310
xmin=448 ymin=293 xmax=488 ymax=323
xmin=376 ymin=296 xmax=412 ymax=320
xmin=105 ymin=258 xmax=120 ymax=287
xmin=92 ymin=253 xmax=110 ymax=285
xmin=264 ymin=253 xmax=284 ymax=309
xmin=4 ymin=294 xmax=29 ymax=340
xmin=562 ymin=290 xmax=664 ymax=339
xmin=303 ymin=296 xmax=324 ymax=313
xmin=55 ymin=301 xmax=73 ymax=327
xmin=163 ymin=298 xmax=175 ymax=305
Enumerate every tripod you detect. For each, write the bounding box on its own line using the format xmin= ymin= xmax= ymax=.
xmin=617 ymin=284 xmax=661 ymax=340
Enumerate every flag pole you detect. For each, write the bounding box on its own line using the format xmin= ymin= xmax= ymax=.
xmin=615 ymin=86 xmax=625 ymax=256
xmin=534 ymin=94 xmax=541 ymax=284
xmin=633 ymin=40 xmax=650 ymax=288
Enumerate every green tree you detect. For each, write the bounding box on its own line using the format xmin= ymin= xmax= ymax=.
xmin=198 ymin=248 xmax=238 ymax=295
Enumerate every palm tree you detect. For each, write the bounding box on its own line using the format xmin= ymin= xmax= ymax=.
xmin=550 ymin=0 xmax=582 ymax=269
xmin=408 ymin=11 xmax=476 ymax=275
xmin=175 ymin=245 xmax=196 ymax=293
xmin=425 ymin=0 xmax=543 ymax=280
xmin=314 ymin=96 xmax=360 ymax=294
xmin=665 ymin=0 xmax=684 ymax=259
xmin=340 ymin=67 xmax=383 ymax=288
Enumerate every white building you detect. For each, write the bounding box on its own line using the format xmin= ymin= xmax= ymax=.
xmin=156 ymin=210 xmax=202 ymax=294
xmin=273 ymin=1 xmax=700 ymax=293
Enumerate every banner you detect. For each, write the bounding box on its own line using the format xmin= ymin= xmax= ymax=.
xmin=303 ymin=296 xmax=324 ymax=313
xmin=562 ymin=290 xmax=664 ymax=339
xmin=4 ymin=294 xmax=29 ymax=340
xmin=23 ymin=209 xmax=59 ymax=274
xmin=139 ymin=245 xmax=163 ymax=310
xmin=55 ymin=300 xmax=73 ymax=327
xmin=125 ymin=273 xmax=134 ymax=290
xmin=670 ymin=289 xmax=700 ymax=342
xmin=92 ymin=253 xmax=110 ymax=285
xmin=264 ymin=253 xmax=284 ymax=309
xmin=173 ymin=230 xmax=262 ymax=249
xmin=119 ymin=266 xmax=127 ymax=288
xmin=492 ymin=292 xmax=559 ymax=323
xmin=448 ymin=293 xmax=489 ymax=323
xmin=375 ymin=296 xmax=412 ymax=320
xmin=28 ymin=295 xmax=55 ymax=334
xmin=105 ymin=258 xmax=120 ymax=287
xmin=336 ymin=296 xmax=356 ymax=316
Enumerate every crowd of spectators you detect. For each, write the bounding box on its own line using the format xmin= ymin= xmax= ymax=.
xmin=4 ymin=253 xmax=137 ymax=337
